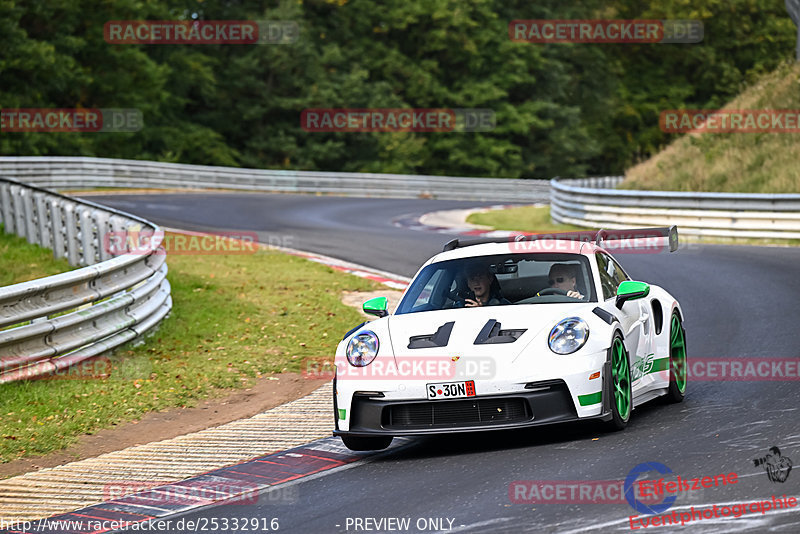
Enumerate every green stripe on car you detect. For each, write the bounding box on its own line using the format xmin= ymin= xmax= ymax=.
xmin=578 ymin=391 xmax=602 ymax=406
xmin=651 ymin=357 xmax=669 ymax=373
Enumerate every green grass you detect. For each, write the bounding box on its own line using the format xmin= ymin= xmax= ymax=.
xmin=0 ymin=227 xmax=73 ymax=286
xmin=1 ymin=236 xmax=382 ymax=463
xmin=623 ymin=61 xmax=800 ymax=193
xmin=467 ymin=205 xmax=584 ymax=233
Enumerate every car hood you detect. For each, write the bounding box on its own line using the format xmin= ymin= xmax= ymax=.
xmin=386 ymin=304 xmax=591 ymax=362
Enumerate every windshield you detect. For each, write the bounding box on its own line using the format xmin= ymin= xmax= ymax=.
xmin=395 ymin=253 xmax=596 ymax=315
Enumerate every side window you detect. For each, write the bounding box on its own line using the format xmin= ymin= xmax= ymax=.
xmin=609 ymin=256 xmax=630 ymax=288
xmin=411 ymin=269 xmax=444 ymax=308
xmin=596 ymin=253 xmax=617 ymax=300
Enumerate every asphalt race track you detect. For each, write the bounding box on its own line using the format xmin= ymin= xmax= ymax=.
xmin=89 ymin=193 xmax=800 ymax=534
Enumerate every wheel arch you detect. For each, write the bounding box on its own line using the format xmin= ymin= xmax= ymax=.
xmin=670 ymin=301 xmax=684 ymax=323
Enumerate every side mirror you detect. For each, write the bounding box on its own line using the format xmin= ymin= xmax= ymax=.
xmin=615 ymin=281 xmax=650 ymax=309
xmin=363 ymin=296 xmax=389 ymax=318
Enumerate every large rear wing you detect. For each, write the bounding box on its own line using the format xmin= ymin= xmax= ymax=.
xmin=444 ymin=226 xmax=679 ymax=253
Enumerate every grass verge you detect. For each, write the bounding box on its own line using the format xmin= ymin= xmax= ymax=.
xmin=1 ymin=235 xmax=382 ymax=463
xmin=467 ymin=206 xmax=584 ymax=233
xmin=0 ymin=227 xmax=73 ymax=286
xmin=623 ymin=61 xmax=800 ymax=193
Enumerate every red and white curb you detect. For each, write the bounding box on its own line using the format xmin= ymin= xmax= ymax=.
xmin=276 ymin=248 xmax=409 ymax=291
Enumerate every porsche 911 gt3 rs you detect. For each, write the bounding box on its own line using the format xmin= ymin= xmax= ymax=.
xmin=333 ymin=227 xmax=687 ymax=451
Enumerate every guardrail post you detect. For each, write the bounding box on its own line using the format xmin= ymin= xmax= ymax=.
xmin=0 ymin=182 xmax=12 ymax=232
xmin=94 ymin=210 xmax=113 ymax=261
xmin=49 ymin=198 xmax=67 ymax=260
xmin=79 ymin=207 xmax=98 ymax=266
xmin=34 ymin=191 xmax=50 ymax=248
xmin=23 ymin=188 xmax=39 ymax=245
xmin=63 ymin=202 xmax=81 ymax=266
xmin=11 ymin=185 xmax=27 ymax=240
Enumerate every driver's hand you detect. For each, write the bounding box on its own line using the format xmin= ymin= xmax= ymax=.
xmin=465 ymin=298 xmax=481 ymax=307
xmin=567 ymin=290 xmax=584 ymax=299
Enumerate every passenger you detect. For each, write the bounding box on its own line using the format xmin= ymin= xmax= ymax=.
xmin=462 ymin=264 xmax=511 ymax=307
xmin=544 ymin=263 xmax=584 ymax=299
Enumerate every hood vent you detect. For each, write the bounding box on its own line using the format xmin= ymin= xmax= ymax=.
xmin=474 ymin=320 xmax=526 ymax=345
xmin=408 ymin=321 xmax=455 ymax=349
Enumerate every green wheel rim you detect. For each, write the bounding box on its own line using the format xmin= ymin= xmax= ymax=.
xmin=670 ymin=315 xmax=687 ymax=393
xmin=612 ymin=338 xmax=631 ymax=420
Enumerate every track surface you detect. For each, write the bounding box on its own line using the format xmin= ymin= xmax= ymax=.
xmin=89 ymin=193 xmax=800 ymax=533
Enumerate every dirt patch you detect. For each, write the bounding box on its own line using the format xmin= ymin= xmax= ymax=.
xmin=0 ymin=373 xmax=327 ymax=479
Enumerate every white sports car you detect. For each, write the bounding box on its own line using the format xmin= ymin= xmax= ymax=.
xmin=333 ymin=227 xmax=687 ymax=451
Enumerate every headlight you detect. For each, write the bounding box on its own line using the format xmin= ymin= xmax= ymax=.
xmin=549 ymin=317 xmax=589 ymax=354
xmin=346 ymin=331 xmax=379 ymax=367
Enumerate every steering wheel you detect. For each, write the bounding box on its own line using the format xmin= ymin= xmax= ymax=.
xmin=536 ymin=288 xmax=568 ymax=296
xmin=448 ymin=288 xmax=475 ymax=307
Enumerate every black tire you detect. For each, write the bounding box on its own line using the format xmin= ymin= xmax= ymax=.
xmin=664 ymin=312 xmax=687 ymax=403
xmin=341 ymin=435 xmax=393 ymax=451
xmin=606 ymin=334 xmax=632 ymax=431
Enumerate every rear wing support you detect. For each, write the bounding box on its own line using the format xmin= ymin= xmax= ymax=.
xmin=594 ymin=225 xmax=679 ymax=252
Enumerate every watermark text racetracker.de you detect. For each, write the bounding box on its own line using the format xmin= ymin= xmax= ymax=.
xmin=1 ymin=356 xmax=111 ymax=382
xmin=104 ymin=480 xmax=258 ymax=506
xmin=509 ymin=479 xmax=662 ymax=505
xmin=684 ymin=358 xmax=800 ymax=381
xmin=1 ymin=355 xmax=154 ymax=381
xmin=103 ymin=480 xmax=298 ymax=506
xmin=509 ymin=19 xmax=703 ymax=43
xmin=104 ymin=20 xmax=298 ymax=44
xmin=304 ymin=356 xmax=496 ymax=381
xmin=1 ymin=108 xmax=142 ymax=132
xmin=301 ymin=108 xmax=495 ymax=132
xmin=510 ymin=463 xmax=740 ymax=511
xmin=661 ymin=109 xmax=800 ymax=133
xmin=103 ymin=229 xmax=293 ymax=256
xmin=643 ymin=358 xmax=800 ymax=384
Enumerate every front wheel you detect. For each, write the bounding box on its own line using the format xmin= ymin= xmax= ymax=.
xmin=664 ymin=312 xmax=687 ymax=403
xmin=606 ymin=334 xmax=632 ymax=430
xmin=341 ymin=435 xmax=393 ymax=451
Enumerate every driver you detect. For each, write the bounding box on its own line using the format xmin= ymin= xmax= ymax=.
xmin=463 ymin=264 xmax=511 ymax=307
xmin=540 ymin=263 xmax=584 ymax=300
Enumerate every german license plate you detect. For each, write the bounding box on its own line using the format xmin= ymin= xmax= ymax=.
xmin=426 ymin=380 xmax=476 ymax=400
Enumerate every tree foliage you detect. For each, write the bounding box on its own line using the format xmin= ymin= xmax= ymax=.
xmin=0 ymin=0 xmax=795 ymax=177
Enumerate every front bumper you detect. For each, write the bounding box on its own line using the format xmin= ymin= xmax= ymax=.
xmin=333 ymin=379 xmax=612 ymax=437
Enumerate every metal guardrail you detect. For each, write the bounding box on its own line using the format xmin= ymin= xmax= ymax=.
xmin=0 ymin=178 xmax=172 ymax=384
xmin=0 ymin=156 xmax=552 ymax=202
xmin=551 ymin=177 xmax=800 ymax=239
